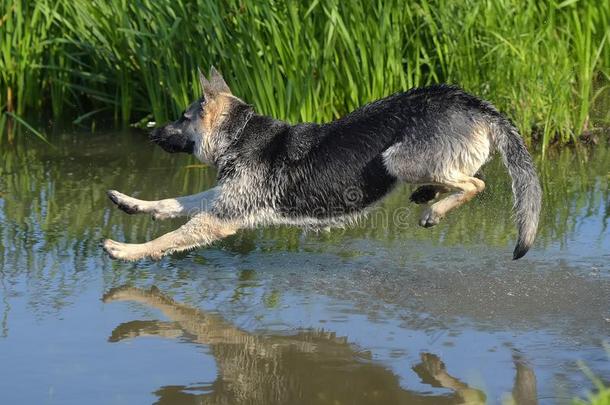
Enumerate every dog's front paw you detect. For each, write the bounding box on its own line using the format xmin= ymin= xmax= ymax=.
xmin=102 ymin=239 xmax=145 ymax=261
xmin=107 ymin=190 xmax=143 ymax=215
xmin=419 ymin=207 xmax=443 ymax=228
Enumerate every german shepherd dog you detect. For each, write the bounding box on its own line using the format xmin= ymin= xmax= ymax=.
xmin=103 ymin=68 xmax=541 ymax=262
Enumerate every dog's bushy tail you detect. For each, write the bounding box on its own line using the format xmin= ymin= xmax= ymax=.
xmin=494 ymin=119 xmax=542 ymax=260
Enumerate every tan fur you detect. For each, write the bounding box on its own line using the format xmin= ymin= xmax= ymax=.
xmin=198 ymin=93 xmax=235 ymax=163
xmin=106 ymin=187 xmax=219 ymax=220
xmin=103 ymin=212 xmax=238 ymax=261
xmin=419 ymin=175 xmax=486 ymax=227
xmin=202 ymin=93 xmax=232 ymax=135
xmin=433 ymin=176 xmax=486 ymax=215
xmin=418 ymin=353 xmax=486 ymax=404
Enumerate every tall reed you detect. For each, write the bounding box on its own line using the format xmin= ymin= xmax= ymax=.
xmin=0 ymin=0 xmax=608 ymax=151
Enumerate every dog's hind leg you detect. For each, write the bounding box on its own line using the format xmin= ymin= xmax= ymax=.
xmin=419 ymin=176 xmax=485 ymax=228
xmin=102 ymin=212 xmax=238 ymax=261
xmin=410 ymin=185 xmax=450 ymax=204
xmin=107 ymin=187 xmax=219 ymax=220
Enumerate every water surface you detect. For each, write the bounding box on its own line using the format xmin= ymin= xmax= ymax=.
xmin=0 ymin=132 xmax=608 ymax=404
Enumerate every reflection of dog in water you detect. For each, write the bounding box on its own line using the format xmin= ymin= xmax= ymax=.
xmin=102 ymin=67 xmax=541 ymax=262
xmin=103 ymin=285 xmax=538 ymax=404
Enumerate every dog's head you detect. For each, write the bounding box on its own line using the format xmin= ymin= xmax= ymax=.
xmin=150 ymin=67 xmax=250 ymax=164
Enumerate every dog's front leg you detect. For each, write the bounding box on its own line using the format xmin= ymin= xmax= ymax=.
xmin=107 ymin=187 xmax=219 ymax=220
xmin=102 ymin=212 xmax=238 ymax=261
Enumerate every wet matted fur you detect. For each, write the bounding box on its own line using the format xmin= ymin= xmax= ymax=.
xmin=103 ymin=67 xmax=541 ymax=261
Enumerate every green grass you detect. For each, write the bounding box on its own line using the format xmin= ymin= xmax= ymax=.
xmin=573 ymin=360 xmax=610 ymax=405
xmin=573 ymin=344 xmax=610 ymax=405
xmin=574 ymin=386 xmax=610 ymax=405
xmin=1 ymin=0 xmax=609 ymax=151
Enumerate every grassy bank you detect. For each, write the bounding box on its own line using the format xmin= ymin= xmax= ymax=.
xmin=1 ymin=0 xmax=609 ymax=151
xmin=573 ymin=356 xmax=610 ymax=405
xmin=575 ymin=385 xmax=610 ymax=405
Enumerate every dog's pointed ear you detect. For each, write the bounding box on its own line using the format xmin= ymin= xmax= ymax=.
xmin=198 ymin=67 xmax=214 ymax=99
xmin=209 ymin=66 xmax=232 ymax=95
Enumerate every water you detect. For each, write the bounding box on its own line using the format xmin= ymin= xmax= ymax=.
xmin=0 ymin=131 xmax=608 ymax=405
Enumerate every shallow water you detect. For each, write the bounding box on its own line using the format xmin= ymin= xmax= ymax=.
xmin=0 ymin=131 xmax=608 ymax=405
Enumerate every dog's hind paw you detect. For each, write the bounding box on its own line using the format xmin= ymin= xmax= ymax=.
xmin=419 ymin=208 xmax=443 ymax=228
xmin=107 ymin=190 xmax=142 ymax=215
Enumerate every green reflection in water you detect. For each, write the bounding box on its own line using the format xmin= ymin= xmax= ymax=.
xmin=0 ymin=132 xmax=608 ymax=403
xmin=0 ymin=132 xmax=608 ymax=311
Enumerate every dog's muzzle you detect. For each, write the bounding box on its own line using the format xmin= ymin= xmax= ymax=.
xmin=150 ymin=127 xmax=195 ymax=154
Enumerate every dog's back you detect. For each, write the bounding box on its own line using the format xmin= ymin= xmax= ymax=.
xmin=217 ymin=86 xmax=495 ymax=218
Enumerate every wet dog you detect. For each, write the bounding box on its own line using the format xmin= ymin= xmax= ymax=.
xmin=103 ymin=67 xmax=541 ymax=261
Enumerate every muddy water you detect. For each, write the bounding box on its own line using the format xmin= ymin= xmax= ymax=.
xmin=0 ymin=131 xmax=608 ymax=404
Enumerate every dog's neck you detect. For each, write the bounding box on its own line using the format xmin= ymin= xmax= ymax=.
xmin=213 ymin=111 xmax=291 ymax=182
xmin=201 ymin=103 xmax=255 ymax=166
